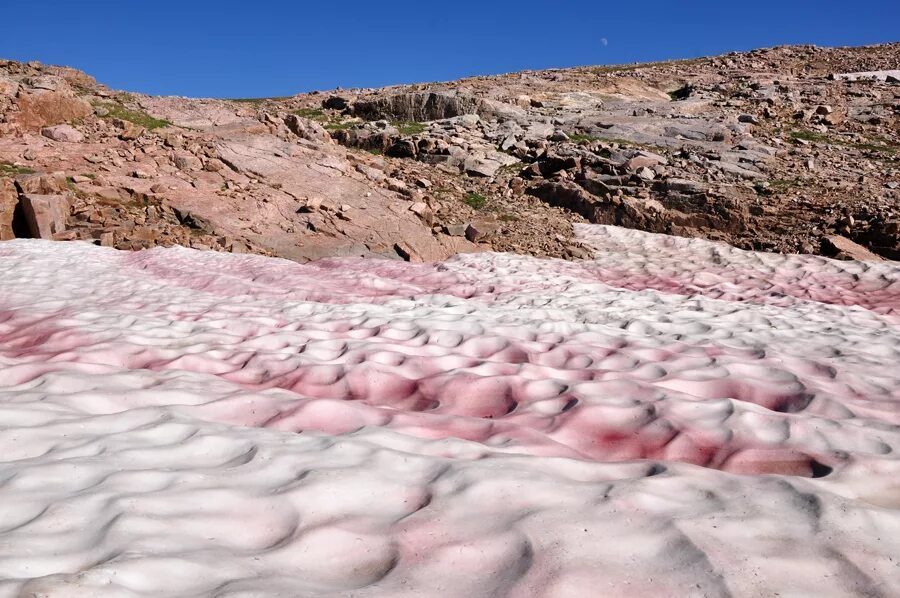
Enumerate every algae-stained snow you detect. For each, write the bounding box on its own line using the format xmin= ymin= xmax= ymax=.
xmin=0 ymin=225 xmax=898 ymax=596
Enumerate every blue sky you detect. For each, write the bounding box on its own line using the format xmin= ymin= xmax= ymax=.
xmin=3 ymin=1 xmax=898 ymax=98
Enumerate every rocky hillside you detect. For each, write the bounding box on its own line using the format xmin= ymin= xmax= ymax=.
xmin=1 ymin=43 xmax=898 ymax=262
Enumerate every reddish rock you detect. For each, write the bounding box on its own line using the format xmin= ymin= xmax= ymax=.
xmin=465 ymin=219 xmax=500 ymax=242
xmin=0 ymin=178 xmax=18 ymax=240
xmin=821 ymin=235 xmax=883 ymax=262
xmin=20 ymin=194 xmax=69 ymax=239
xmin=15 ymin=172 xmax=69 ymax=194
xmin=14 ymin=90 xmax=91 ymax=130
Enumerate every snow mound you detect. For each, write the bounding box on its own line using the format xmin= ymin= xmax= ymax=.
xmin=0 ymin=225 xmax=898 ymax=596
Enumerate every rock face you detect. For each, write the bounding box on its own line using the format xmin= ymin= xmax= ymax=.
xmin=350 ymin=91 xmax=480 ymax=122
xmin=19 ymin=194 xmax=68 ymax=239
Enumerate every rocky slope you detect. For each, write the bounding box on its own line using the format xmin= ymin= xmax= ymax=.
xmin=1 ymin=43 xmax=899 ymax=262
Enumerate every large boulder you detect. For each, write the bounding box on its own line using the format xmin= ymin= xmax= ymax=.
xmin=821 ymin=235 xmax=883 ymax=261
xmin=284 ymin=114 xmax=331 ymax=143
xmin=19 ymin=194 xmax=69 ymax=239
xmin=0 ymin=178 xmax=18 ymax=240
xmin=15 ymin=172 xmax=70 ymax=195
xmin=41 ymin=124 xmax=84 ymax=143
xmin=0 ymin=75 xmax=18 ymax=97
xmin=14 ymin=90 xmax=92 ymax=130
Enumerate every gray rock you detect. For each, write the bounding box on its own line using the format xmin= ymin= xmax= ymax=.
xmin=41 ymin=124 xmax=84 ymax=143
xmin=665 ymin=178 xmax=708 ymax=194
xmin=464 ymin=157 xmax=503 ymax=178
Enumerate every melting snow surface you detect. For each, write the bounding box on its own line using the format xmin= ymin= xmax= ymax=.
xmin=0 ymin=224 xmax=899 ymax=596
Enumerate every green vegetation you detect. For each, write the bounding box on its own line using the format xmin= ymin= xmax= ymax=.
xmin=463 ymin=191 xmax=487 ymax=210
xmin=789 ymin=129 xmax=827 ymax=143
xmin=569 ymin=133 xmax=600 ymax=144
xmin=324 ymin=121 xmax=357 ymax=131
xmin=498 ymin=161 xmax=524 ymax=175
xmin=292 ymin=107 xmax=326 ymax=121
xmin=754 ymin=178 xmax=800 ymax=197
xmin=790 ymin=129 xmax=899 ymax=156
xmin=393 ymin=121 xmax=427 ymax=136
xmin=95 ymin=101 xmax=171 ymax=130
xmin=0 ymin=162 xmax=34 ymax=177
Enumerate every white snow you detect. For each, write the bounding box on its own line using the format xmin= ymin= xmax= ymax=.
xmin=0 ymin=225 xmax=898 ymax=596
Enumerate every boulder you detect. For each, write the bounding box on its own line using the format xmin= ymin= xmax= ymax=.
xmin=386 ymin=139 xmax=417 ymax=158
xmin=664 ymin=178 xmax=708 ymax=194
xmin=41 ymin=124 xmax=84 ymax=143
xmin=15 ymin=172 xmax=69 ymax=194
xmin=13 ymin=90 xmax=92 ymax=130
xmin=284 ymin=114 xmax=331 ymax=143
xmin=444 ymin=223 xmax=469 ymax=237
xmin=174 ymin=153 xmax=203 ymax=171
xmin=323 ymin=96 xmax=349 ymax=110
xmin=465 ymin=219 xmax=500 ymax=242
xmin=19 ymin=194 xmax=69 ymax=239
xmin=821 ymin=235 xmax=883 ymax=261
xmin=0 ymin=178 xmax=19 ymax=240
xmin=0 ymin=75 xmax=19 ymax=97
xmin=464 ymin=157 xmax=503 ymax=178
xmin=117 ymin=121 xmax=145 ymax=140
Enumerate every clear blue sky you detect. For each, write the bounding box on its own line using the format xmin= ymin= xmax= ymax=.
xmin=3 ymin=1 xmax=898 ymax=98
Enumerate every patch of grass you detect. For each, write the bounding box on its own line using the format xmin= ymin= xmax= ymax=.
xmin=393 ymin=121 xmax=427 ymax=136
xmin=569 ymin=133 xmax=600 ymax=144
xmin=790 ymin=129 xmax=827 ymax=143
xmin=324 ymin=121 xmax=357 ymax=131
xmin=0 ymin=162 xmax=34 ymax=177
xmin=790 ymin=129 xmax=899 ymax=156
xmin=755 ymin=178 xmax=802 ymax=197
xmin=292 ymin=107 xmax=326 ymax=121
xmin=463 ymin=191 xmax=487 ymax=210
xmin=497 ymin=161 xmax=524 ymax=175
xmin=95 ymin=101 xmax=171 ymax=130
xmin=367 ymin=148 xmax=383 ymax=155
